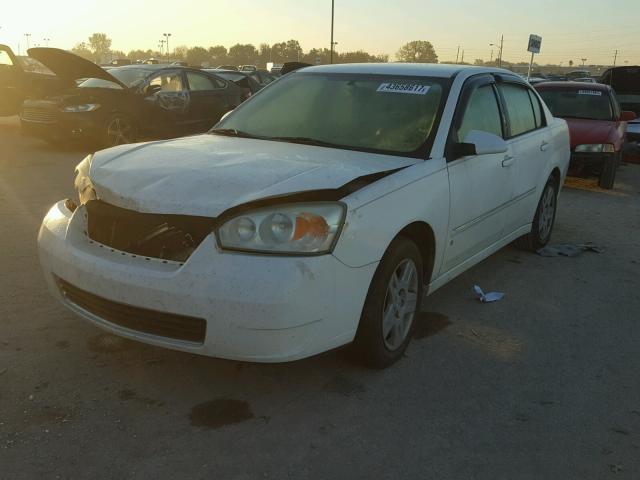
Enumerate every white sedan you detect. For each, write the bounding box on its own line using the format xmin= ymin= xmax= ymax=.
xmin=38 ymin=64 xmax=570 ymax=368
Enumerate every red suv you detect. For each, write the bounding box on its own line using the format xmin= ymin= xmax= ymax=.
xmin=535 ymin=82 xmax=636 ymax=189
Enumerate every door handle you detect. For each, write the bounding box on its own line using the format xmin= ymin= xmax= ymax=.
xmin=502 ymin=155 xmax=515 ymax=167
xmin=540 ymin=141 xmax=549 ymax=152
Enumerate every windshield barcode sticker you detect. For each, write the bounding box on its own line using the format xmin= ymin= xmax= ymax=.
xmin=377 ymin=83 xmax=430 ymax=95
xmin=578 ymin=90 xmax=602 ymax=96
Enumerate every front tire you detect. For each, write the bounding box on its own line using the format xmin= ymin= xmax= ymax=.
xmin=352 ymin=237 xmax=423 ymax=369
xmin=515 ymin=176 xmax=559 ymax=252
xmin=598 ymin=153 xmax=618 ymax=189
xmin=103 ymin=113 xmax=137 ymax=148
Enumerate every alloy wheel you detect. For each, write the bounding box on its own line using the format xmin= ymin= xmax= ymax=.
xmin=382 ymin=258 xmax=419 ymax=351
xmin=538 ymin=185 xmax=556 ymax=241
xmin=106 ymin=117 xmax=134 ymax=146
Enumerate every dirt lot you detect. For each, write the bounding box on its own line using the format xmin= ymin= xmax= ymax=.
xmin=1 ymin=116 xmax=639 ymax=479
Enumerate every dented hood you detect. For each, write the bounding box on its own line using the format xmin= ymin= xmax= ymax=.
xmin=27 ymin=48 xmax=126 ymax=87
xmin=89 ymin=134 xmax=418 ymax=217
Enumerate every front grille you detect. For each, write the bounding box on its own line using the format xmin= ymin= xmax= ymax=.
xmin=85 ymin=200 xmax=217 ymax=262
xmin=21 ymin=106 xmax=57 ymax=123
xmin=57 ymin=277 xmax=207 ymax=343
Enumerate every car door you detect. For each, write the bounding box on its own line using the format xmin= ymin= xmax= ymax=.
xmin=441 ymin=75 xmax=516 ymax=273
xmin=0 ymin=45 xmax=24 ymax=116
xmin=142 ymin=69 xmax=190 ymax=137
xmin=184 ymin=71 xmax=232 ymax=132
xmin=497 ymin=81 xmax=550 ymax=233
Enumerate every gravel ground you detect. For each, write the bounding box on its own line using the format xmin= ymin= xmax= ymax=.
xmin=1 ymin=116 xmax=639 ymax=479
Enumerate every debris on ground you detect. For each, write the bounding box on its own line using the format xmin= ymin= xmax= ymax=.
xmin=537 ymin=243 xmax=604 ymax=257
xmin=473 ymin=285 xmax=505 ymax=303
xmin=608 ymin=464 xmax=624 ymax=474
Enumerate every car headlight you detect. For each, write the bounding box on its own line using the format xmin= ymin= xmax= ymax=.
xmin=217 ymin=203 xmax=346 ymax=254
xmin=574 ymin=144 xmax=615 ymax=153
xmin=62 ymin=104 xmax=101 ymax=113
xmin=74 ymin=154 xmax=97 ymax=204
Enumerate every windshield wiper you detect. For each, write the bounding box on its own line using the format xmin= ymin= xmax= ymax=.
xmin=267 ymin=136 xmax=344 ymax=148
xmin=209 ymin=128 xmax=259 ymax=138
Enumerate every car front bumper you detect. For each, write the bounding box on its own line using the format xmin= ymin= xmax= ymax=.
xmin=569 ymin=151 xmax=617 ymax=174
xmin=20 ymin=107 xmax=103 ymax=143
xmin=38 ymin=201 xmax=377 ymax=362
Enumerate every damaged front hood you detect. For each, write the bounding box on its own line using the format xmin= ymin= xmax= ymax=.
xmin=89 ymin=134 xmax=418 ymax=217
xmin=27 ymin=48 xmax=126 ymax=87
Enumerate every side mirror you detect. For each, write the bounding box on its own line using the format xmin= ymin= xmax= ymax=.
xmin=145 ymin=84 xmax=162 ymax=96
xmin=453 ymin=130 xmax=508 ymax=158
xmin=621 ymin=111 xmax=637 ymax=122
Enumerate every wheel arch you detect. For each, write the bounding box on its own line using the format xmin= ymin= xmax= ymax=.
xmin=394 ymin=221 xmax=436 ymax=284
xmin=550 ymin=167 xmax=561 ymax=186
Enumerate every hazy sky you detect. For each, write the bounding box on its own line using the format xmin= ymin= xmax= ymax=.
xmin=2 ymin=0 xmax=639 ymax=65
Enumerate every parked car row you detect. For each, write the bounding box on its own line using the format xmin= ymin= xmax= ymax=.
xmin=524 ymin=65 xmax=640 ymax=187
xmin=535 ymin=81 xmax=635 ymax=188
xmin=0 ymin=46 xmax=279 ymax=148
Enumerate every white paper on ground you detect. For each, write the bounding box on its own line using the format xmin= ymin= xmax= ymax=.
xmin=473 ymin=285 xmax=505 ymax=303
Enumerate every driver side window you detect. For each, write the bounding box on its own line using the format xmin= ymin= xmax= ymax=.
xmin=456 ymin=84 xmax=503 ymax=142
xmin=149 ymin=72 xmax=184 ymax=92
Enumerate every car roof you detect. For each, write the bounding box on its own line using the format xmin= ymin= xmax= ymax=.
xmin=206 ymin=69 xmax=248 ymax=76
xmin=111 ymin=64 xmax=191 ymax=72
xmin=300 ymin=63 xmax=511 ymax=78
xmin=535 ymin=81 xmax=611 ymax=91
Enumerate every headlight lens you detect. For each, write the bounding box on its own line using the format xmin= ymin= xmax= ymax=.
xmin=217 ymin=203 xmax=346 ymax=254
xmin=574 ymin=144 xmax=615 ymax=153
xmin=74 ymin=155 xmax=97 ymax=204
xmin=62 ymin=103 xmax=101 ymax=113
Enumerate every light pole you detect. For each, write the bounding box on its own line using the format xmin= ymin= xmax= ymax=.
xmin=24 ymin=33 xmax=31 ymax=50
xmin=43 ymin=38 xmax=50 ymax=47
xmin=163 ymin=33 xmax=172 ymax=58
xmin=581 ymin=58 xmax=587 ymax=67
xmin=159 ymin=39 xmax=166 ymax=57
xmin=330 ymin=0 xmax=335 ymax=64
xmin=490 ymin=35 xmax=504 ymax=68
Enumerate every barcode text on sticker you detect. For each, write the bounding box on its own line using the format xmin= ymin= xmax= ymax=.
xmin=377 ymin=83 xmax=430 ymax=95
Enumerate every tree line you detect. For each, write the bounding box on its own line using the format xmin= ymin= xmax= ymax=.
xmin=71 ymin=34 xmax=439 ymax=66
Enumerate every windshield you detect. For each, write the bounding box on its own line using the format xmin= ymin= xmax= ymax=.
xmin=215 ymin=72 xmax=447 ymax=157
xmin=77 ymin=68 xmax=151 ymax=89
xmin=538 ymin=88 xmax=613 ymax=121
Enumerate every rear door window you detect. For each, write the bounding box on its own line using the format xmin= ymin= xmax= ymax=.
xmin=500 ymin=83 xmax=538 ymax=137
xmin=528 ymin=90 xmax=544 ymax=128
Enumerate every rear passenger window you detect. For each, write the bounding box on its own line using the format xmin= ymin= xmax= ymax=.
xmin=528 ymin=90 xmax=544 ymax=128
xmin=500 ymin=84 xmax=537 ymax=136
xmin=456 ymin=84 xmax=503 ymax=142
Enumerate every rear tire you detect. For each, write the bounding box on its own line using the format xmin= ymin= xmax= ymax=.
xmin=352 ymin=237 xmax=423 ymax=369
xmin=515 ymin=176 xmax=559 ymax=252
xmin=598 ymin=153 xmax=618 ymax=189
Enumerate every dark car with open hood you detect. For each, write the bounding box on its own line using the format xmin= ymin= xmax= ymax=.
xmin=535 ymin=81 xmax=636 ymax=189
xmin=1 ymin=46 xmax=244 ymax=148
